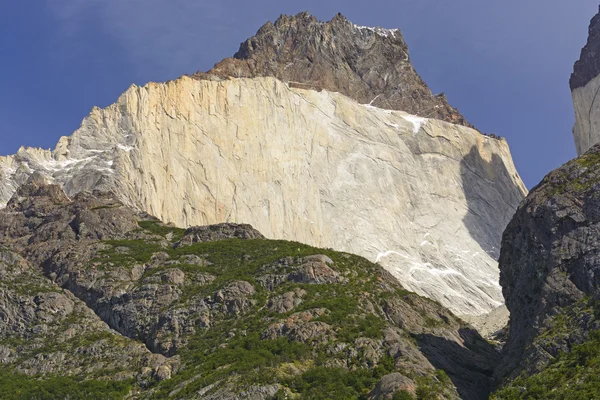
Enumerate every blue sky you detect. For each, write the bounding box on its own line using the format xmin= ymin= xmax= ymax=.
xmin=0 ymin=1 xmax=598 ymax=188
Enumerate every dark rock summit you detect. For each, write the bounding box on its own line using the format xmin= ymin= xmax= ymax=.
xmin=571 ymin=5 xmax=600 ymax=90
xmin=196 ymin=12 xmax=472 ymax=127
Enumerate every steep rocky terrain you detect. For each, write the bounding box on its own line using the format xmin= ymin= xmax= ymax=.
xmin=0 ymin=179 xmax=498 ymax=399
xmin=571 ymin=6 xmax=600 ymax=155
xmin=492 ymin=144 xmax=600 ymax=398
xmin=198 ymin=12 xmax=471 ymax=127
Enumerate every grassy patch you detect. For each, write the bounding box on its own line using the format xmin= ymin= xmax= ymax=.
xmin=138 ymin=220 xmax=185 ymax=242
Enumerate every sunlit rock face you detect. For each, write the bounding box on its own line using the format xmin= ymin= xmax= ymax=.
xmin=571 ymin=6 xmax=600 ymax=155
xmin=0 ymin=76 xmax=526 ymax=318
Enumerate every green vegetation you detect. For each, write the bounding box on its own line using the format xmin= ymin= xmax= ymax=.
xmin=283 ymin=363 xmax=394 ymax=399
xmin=337 ymin=313 xmax=387 ymax=342
xmin=98 ymin=239 xmax=163 ymax=266
xmin=96 ymin=235 xmax=442 ymax=398
xmin=574 ymin=151 xmax=600 ymax=168
xmin=548 ymin=151 xmax=600 ymax=196
xmin=392 ymin=391 xmax=415 ymax=400
xmin=141 ymin=237 xmax=397 ymax=398
xmin=0 ymin=368 xmax=133 ymax=400
xmin=414 ymin=371 xmax=453 ymax=400
xmin=493 ymin=331 xmax=600 ymax=399
xmin=138 ymin=220 xmax=185 ymax=241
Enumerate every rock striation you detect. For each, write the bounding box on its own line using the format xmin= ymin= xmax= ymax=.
xmin=571 ymin=6 xmax=600 ymax=154
xmin=198 ymin=12 xmax=472 ymax=127
xmin=0 ymin=76 xmax=526 ymax=319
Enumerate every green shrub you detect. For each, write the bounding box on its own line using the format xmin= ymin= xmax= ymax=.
xmin=392 ymin=391 xmax=415 ymax=400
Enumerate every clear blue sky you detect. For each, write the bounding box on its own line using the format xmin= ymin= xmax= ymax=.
xmin=1 ymin=1 xmax=598 ymax=188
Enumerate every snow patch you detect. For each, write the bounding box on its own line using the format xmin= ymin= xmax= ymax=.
xmin=117 ymin=144 xmax=134 ymax=152
xmin=362 ymin=104 xmax=392 ymax=115
xmin=354 ymin=24 xmax=399 ymax=38
xmin=402 ymin=115 xmax=427 ymax=134
xmin=375 ymin=250 xmax=406 ymax=263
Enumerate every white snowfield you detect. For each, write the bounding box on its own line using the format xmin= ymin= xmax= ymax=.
xmin=0 ymin=76 xmax=527 ymax=318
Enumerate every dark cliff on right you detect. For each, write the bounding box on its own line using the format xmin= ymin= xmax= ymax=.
xmin=493 ymin=144 xmax=600 ymax=398
xmin=492 ymin=7 xmax=600 ymax=397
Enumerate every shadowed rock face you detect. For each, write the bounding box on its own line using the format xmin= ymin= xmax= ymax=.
xmin=496 ymin=144 xmax=600 ymax=384
xmin=197 ymin=12 xmax=472 ymax=127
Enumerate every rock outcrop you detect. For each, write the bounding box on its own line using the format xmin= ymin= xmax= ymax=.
xmin=0 ymin=246 xmax=174 ymax=385
xmin=571 ymin=6 xmax=600 ymax=154
xmin=495 ymin=144 xmax=600 ymax=385
xmin=198 ymin=12 xmax=471 ymax=127
xmin=0 ymin=76 xmax=526 ymax=319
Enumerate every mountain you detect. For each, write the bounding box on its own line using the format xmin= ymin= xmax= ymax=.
xmin=0 ymin=13 xmax=527 ymax=321
xmin=571 ymin=6 xmax=600 ymax=155
xmin=0 ymin=178 xmax=498 ymax=400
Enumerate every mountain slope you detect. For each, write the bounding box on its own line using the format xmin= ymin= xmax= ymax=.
xmin=0 ymin=180 xmax=497 ymax=399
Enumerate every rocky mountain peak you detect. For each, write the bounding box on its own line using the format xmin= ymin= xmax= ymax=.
xmin=571 ymin=6 xmax=600 ymax=155
xmin=570 ymin=5 xmax=600 ymax=91
xmin=197 ymin=12 xmax=472 ymax=127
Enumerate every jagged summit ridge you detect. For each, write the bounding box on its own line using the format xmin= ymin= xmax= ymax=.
xmin=196 ymin=12 xmax=472 ymax=127
xmin=571 ymin=5 xmax=600 ymax=91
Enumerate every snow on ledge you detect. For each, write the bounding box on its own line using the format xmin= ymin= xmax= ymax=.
xmin=361 ymin=102 xmax=428 ymax=134
xmin=117 ymin=144 xmax=135 ymax=152
xmin=353 ymin=24 xmax=399 ymax=38
xmin=401 ymin=115 xmax=427 ymax=135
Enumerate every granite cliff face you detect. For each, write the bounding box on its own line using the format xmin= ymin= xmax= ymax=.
xmin=0 ymin=76 xmax=526 ymax=320
xmin=571 ymin=6 xmax=600 ymax=155
xmin=0 ymin=13 xmax=527 ymax=320
xmin=198 ymin=12 xmax=471 ymax=127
